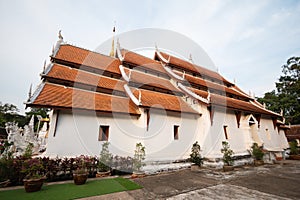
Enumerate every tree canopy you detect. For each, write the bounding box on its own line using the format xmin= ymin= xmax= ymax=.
xmin=257 ymin=56 xmax=300 ymax=124
xmin=0 ymin=102 xmax=50 ymax=131
xmin=0 ymin=102 xmax=27 ymax=128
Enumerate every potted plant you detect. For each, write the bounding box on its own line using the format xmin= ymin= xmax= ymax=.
xmin=221 ymin=141 xmax=234 ymax=172
xmin=22 ymin=158 xmax=46 ymax=192
xmin=131 ymin=142 xmax=146 ymax=178
xmin=96 ymin=142 xmax=113 ymax=177
xmin=189 ymin=141 xmax=203 ymax=171
xmin=73 ymin=155 xmax=88 ymax=185
xmin=250 ymin=143 xmax=264 ymax=166
xmin=288 ymin=140 xmax=300 ymax=160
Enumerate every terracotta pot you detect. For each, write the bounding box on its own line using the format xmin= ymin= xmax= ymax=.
xmin=289 ymin=155 xmax=300 ymax=160
xmin=0 ymin=179 xmax=10 ymax=188
xmin=254 ymin=160 xmax=264 ymax=166
xmin=131 ymin=171 xmax=145 ymax=179
xmin=223 ymin=165 xmax=234 ymax=172
xmin=191 ymin=164 xmax=200 ymax=171
xmin=73 ymin=173 xmax=88 ymax=185
xmin=96 ymin=171 xmax=111 ymax=178
xmin=23 ymin=177 xmax=45 ymax=192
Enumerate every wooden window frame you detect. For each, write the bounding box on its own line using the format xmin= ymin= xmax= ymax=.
xmin=223 ymin=125 xmax=229 ymax=140
xmin=99 ymin=125 xmax=109 ymax=141
xmin=174 ymin=125 xmax=179 ymax=140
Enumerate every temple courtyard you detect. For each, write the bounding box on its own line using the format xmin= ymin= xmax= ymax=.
xmin=89 ymin=160 xmax=300 ymax=200
xmin=1 ymin=160 xmax=299 ymax=199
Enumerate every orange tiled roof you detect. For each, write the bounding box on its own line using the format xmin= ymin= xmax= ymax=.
xmin=28 ymin=83 xmax=140 ymax=115
xmin=132 ymin=89 xmax=198 ymax=114
xmin=210 ymin=93 xmax=279 ymax=116
xmin=156 ymin=51 xmax=232 ymax=85
xmin=177 ymin=72 xmax=250 ymax=99
xmin=190 ymin=88 xmax=209 ymax=98
xmin=54 ymin=44 xmax=121 ymax=75
xmin=44 ymin=64 xmax=125 ymax=92
xmin=121 ymin=49 xmax=167 ymax=75
xmin=128 ymin=70 xmax=182 ymax=94
xmin=27 ymin=43 xmax=280 ymax=118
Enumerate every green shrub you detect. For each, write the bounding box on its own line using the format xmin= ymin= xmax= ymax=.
xmin=221 ymin=141 xmax=234 ymax=166
xmin=0 ymin=152 xmax=13 ymax=182
xmin=289 ymin=140 xmax=299 ymax=155
xmin=250 ymin=143 xmax=264 ymax=160
xmin=98 ymin=142 xmax=113 ymax=172
xmin=133 ymin=143 xmax=146 ymax=172
xmin=189 ymin=141 xmax=203 ymax=166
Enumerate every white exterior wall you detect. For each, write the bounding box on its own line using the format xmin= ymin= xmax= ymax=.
xmin=44 ymin=109 xmax=201 ymax=161
xmin=258 ymin=117 xmax=289 ymax=151
xmin=197 ymin=108 xmax=253 ymax=158
xmin=44 ymin=106 xmax=289 ymax=161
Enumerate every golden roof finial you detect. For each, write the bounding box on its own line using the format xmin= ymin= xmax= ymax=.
xmin=109 ymin=22 xmax=116 ymax=57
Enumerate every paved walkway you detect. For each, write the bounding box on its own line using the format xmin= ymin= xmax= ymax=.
xmin=86 ymin=160 xmax=300 ymax=200
xmin=1 ymin=160 xmax=299 ymax=199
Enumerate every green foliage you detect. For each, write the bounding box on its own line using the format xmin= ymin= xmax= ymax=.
xmin=250 ymin=143 xmax=264 ymax=160
xmin=111 ymin=156 xmax=133 ymax=173
xmin=257 ymin=56 xmax=300 ymax=124
xmin=189 ymin=141 xmax=203 ymax=166
xmin=98 ymin=142 xmax=113 ymax=172
xmin=0 ymin=102 xmax=27 ymax=128
xmin=133 ymin=142 xmax=146 ymax=172
xmin=23 ymin=143 xmax=34 ymax=159
xmin=21 ymin=158 xmax=45 ymax=179
xmin=221 ymin=141 xmax=234 ymax=166
xmin=25 ymin=108 xmax=49 ymax=119
xmin=0 ymin=152 xmax=14 ymax=182
xmin=289 ymin=140 xmax=299 ymax=155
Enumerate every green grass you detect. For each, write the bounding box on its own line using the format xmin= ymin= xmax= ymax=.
xmin=0 ymin=177 xmax=142 ymax=200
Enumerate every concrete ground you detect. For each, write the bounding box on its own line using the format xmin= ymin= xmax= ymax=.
xmin=1 ymin=160 xmax=299 ymax=199
xmin=89 ymin=160 xmax=300 ymax=200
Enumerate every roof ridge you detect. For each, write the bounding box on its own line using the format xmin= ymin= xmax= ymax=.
xmin=121 ymin=48 xmax=162 ymax=64
xmin=159 ymin=51 xmax=218 ymax=74
xmin=158 ymin=51 xmax=233 ymax=85
xmin=45 ymin=82 xmax=128 ymax=100
xmin=60 ymin=43 xmax=118 ymax=60
xmin=249 ymin=100 xmax=280 ymax=116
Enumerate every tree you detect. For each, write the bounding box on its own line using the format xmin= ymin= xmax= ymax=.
xmin=0 ymin=102 xmax=27 ymax=128
xmin=189 ymin=141 xmax=203 ymax=166
xmin=221 ymin=141 xmax=234 ymax=166
xmin=258 ymin=56 xmax=300 ymax=124
xmin=0 ymin=102 xmax=50 ymax=132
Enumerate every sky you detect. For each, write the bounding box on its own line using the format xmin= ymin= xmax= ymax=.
xmin=0 ymin=0 xmax=299 ymax=114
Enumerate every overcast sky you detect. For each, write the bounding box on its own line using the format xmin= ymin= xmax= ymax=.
xmin=1 ymin=0 xmax=299 ymax=114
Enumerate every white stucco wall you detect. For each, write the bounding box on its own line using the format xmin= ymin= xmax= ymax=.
xmin=44 ymin=109 xmax=201 ymax=161
xmin=44 ymin=107 xmax=289 ymax=161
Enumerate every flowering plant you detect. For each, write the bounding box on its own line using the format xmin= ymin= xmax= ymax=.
xmin=73 ymin=155 xmax=91 ymax=174
xmin=21 ymin=158 xmax=45 ymax=179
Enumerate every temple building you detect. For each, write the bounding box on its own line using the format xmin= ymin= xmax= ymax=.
xmin=26 ymin=31 xmax=289 ymax=164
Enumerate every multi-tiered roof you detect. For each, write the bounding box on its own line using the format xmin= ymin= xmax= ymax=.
xmin=26 ymin=35 xmax=280 ymax=120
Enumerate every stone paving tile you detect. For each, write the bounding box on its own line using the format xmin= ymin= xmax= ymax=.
xmin=167 ymin=184 xmax=292 ymax=200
